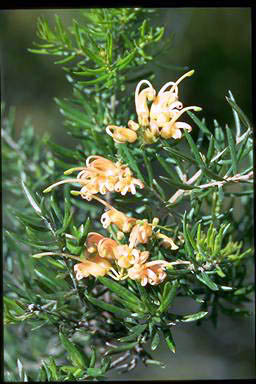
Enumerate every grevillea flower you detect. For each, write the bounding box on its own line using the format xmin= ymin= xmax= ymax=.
xmin=97 ymin=237 xmax=118 ymax=260
xmin=158 ymin=106 xmax=201 ymax=139
xmin=114 ymin=167 xmax=144 ymax=195
xmin=43 ymin=155 xmax=144 ymax=198
xmin=128 ymin=259 xmax=169 ymax=286
xmin=135 ymin=80 xmax=156 ymax=126
xmin=106 ymin=70 xmax=201 ymax=144
xmin=156 ymin=233 xmax=179 ymax=250
xmin=74 ymin=255 xmax=112 ymax=279
xmin=101 ymin=208 xmax=136 ymax=233
xmin=114 ymin=245 xmax=149 ymax=269
xmin=74 ymin=232 xmax=119 ymax=280
xmin=128 ymin=220 xmax=153 ymax=248
xmin=106 ymin=125 xmax=138 ymax=144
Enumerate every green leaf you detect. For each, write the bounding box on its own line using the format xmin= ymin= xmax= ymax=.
xmin=226 ymin=96 xmax=251 ymax=130
xmin=73 ymin=66 xmax=106 ymax=76
xmin=116 ymin=49 xmax=136 ymax=70
xmin=151 ymin=330 xmax=160 ymax=351
xmin=7 ymin=206 xmax=48 ymax=232
xmin=160 ymin=176 xmax=199 ymax=190
xmin=118 ymin=333 xmax=138 ymax=343
xmin=89 ymin=347 xmax=97 ymax=368
xmin=144 ymin=359 xmax=165 ymax=368
xmin=21 ymin=180 xmax=42 ymax=215
xmin=129 ymin=323 xmax=147 ymax=336
xmin=196 ymin=272 xmax=219 ymax=291
xmin=228 ymin=90 xmax=241 ymax=137
xmin=54 ymin=54 xmax=76 ymax=65
xmin=87 ymin=367 xmax=103 ymax=377
xmin=6 ymin=230 xmax=58 ymax=250
xmin=142 ymin=151 xmax=153 ymax=187
xmin=81 ymin=44 xmax=105 ymax=66
xmin=206 ymin=134 xmax=215 ymax=161
xmin=163 ymin=146 xmax=198 ymax=166
xmin=104 ymin=341 xmax=138 ymax=356
xmin=182 ymin=213 xmax=194 ymax=259
xmin=117 ymin=144 xmax=144 ymax=182
xmin=187 ymin=111 xmax=211 ymax=136
xmin=77 ymin=217 xmax=91 ymax=245
xmin=46 ymin=140 xmax=83 ymax=161
xmin=59 ymin=332 xmax=89 ymax=369
xmin=180 ymin=311 xmax=208 ymax=322
xmin=55 ymin=98 xmax=92 ymax=128
xmin=50 ymin=193 xmax=63 ymax=223
xmin=163 ymin=329 xmax=176 ymax=353
xmin=98 ymin=277 xmax=142 ymax=308
xmin=152 ymin=178 xmax=166 ymax=200
xmin=47 ymin=357 xmax=59 ymax=381
xmin=78 ymin=73 xmax=110 ymax=86
xmin=159 ymin=280 xmax=178 ymax=314
xmin=183 ymin=129 xmax=205 ymax=168
xmin=86 ymin=295 xmax=131 ymax=317
xmin=118 ymin=324 xmax=147 ymax=342
xmin=106 ymin=32 xmax=113 ymax=63
xmin=226 ymin=125 xmax=238 ymax=174
xmin=17 ymin=359 xmax=28 ymax=382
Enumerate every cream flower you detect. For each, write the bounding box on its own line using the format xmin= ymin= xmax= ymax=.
xmin=128 ymin=260 xmax=168 ymax=286
xmin=97 ymin=237 xmax=118 ymax=260
xmin=114 ymin=167 xmax=144 ymax=195
xmin=156 ymin=233 xmax=179 ymax=250
xmin=74 ymin=255 xmax=112 ymax=279
xmin=114 ymin=245 xmax=149 ymax=269
xmin=106 ymin=125 xmax=138 ymax=144
xmin=105 ymin=70 xmax=201 ymax=145
xmin=149 ymin=70 xmax=194 ymax=127
xmin=135 ymin=80 xmax=156 ymax=126
xmin=101 ymin=209 xmax=136 ymax=232
xmin=129 ymin=220 xmax=153 ymax=248
xmin=159 ymin=106 xmax=201 ymax=139
xmin=43 ymin=155 xmax=144 ymax=198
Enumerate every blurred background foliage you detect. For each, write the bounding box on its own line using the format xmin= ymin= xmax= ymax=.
xmin=1 ymin=7 xmax=254 ymax=381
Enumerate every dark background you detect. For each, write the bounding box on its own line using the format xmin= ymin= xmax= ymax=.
xmin=1 ymin=7 xmax=254 ymax=380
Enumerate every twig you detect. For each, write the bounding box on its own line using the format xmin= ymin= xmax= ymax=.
xmin=168 ymin=170 xmax=253 ymax=203
xmin=197 ymin=171 xmax=253 ymax=189
xmin=168 ymin=170 xmax=202 ymax=204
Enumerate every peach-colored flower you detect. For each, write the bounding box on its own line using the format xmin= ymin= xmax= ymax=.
xmin=85 ymin=232 xmax=105 ymax=254
xmin=128 ymin=260 xmax=168 ymax=286
xmin=156 ymin=233 xmax=179 ymax=250
xmin=114 ymin=245 xmax=149 ymax=269
xmin=159 ymin=106 xmax=201 ymax=139
xmin=101 ymin=209 xmax=136 ymax=232
xmin=97 ymin=237 xmax=118 ymax=260
xmin=129 ymin=221 xmax=153 ymax=248
xmin=149 ymin=70 xmax=194 ymax=128
xmin=114 ymin=167 xmax=144 ymax=195
xmin=43 ymin=155 xmax=144 ymax=198
xmin=74 ymin=255 xmax=112 ymax=279
xmin=135 ymin=80 xmax=156 ymax=126
xmin=106 ymin=125 xmax=137 ymax=144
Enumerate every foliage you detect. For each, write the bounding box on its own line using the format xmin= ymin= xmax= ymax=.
xmin=3 ymin=8 xmax=253 ymax=381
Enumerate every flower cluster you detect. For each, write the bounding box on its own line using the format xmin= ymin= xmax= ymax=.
xmin=43 ymin=155 xmax=144 ymax=199
xmin=44 ymin=155 xmax=178 ymax=286
xmin=106 ymin=70 xmax=202 ymax=144
xmin=74 ymin=205 xmax=179 ymax=286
